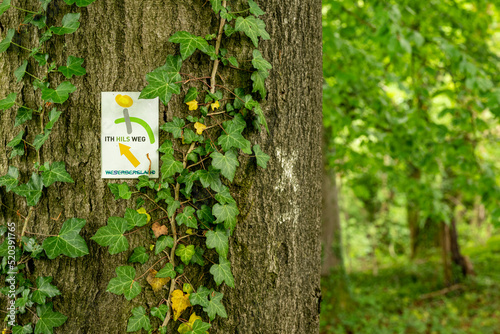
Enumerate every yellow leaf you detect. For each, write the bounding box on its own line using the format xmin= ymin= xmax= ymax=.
xmin=171 ymin=289 xmax=191 ymax=321
xmin=186 ymin=228 xmax=193 ymax=235
xmin=186 ymin=100 xmax=198 ymax=111
xmin=136 ymin=207 xmax=151 ymax=223
xmin=194 ymin=122 xmax=207 ymax=135
xmin=115 ymin=94 xmax=134 ymax=108
xmin=177 ymin=312 xmax=202 ymax=334
xmin=210 ymin=100 xmax=220 ymax=111
xmin=150 ymin=244 xmax=154 ymax=251
xmin=146 ymin=269 xmax=170 ymax=292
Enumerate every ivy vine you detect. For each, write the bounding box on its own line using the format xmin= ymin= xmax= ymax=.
xmin=0 ymin=1 xmax=97 ymax=333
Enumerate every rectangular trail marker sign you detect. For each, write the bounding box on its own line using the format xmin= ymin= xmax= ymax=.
xmin=101 ymin=92 xmax=159 ymax=179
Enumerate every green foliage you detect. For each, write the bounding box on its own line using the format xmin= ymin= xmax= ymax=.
xmin=169 ymin=31 xmax=210 ymax=60
xmin=35 ymin=303 xmax=67 ymax=334
xmin=42 ymin=218 xmax=89 ymax=259
xmin=58 ymin=56 xmax=86 ymax=78
xmin=91 ymin=216 xmax=129 ymax=255
xmin=50 ymin=13 xmax=80 ymax=35
xmin=126 ymin=306 xmax=151 ymax=332
xmin=128 ymin=246 xmax=149 ymax=264
xmin=106 ymin=266 xmax=141 ymax=300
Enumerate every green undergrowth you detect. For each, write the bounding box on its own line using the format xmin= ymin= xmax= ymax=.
xmin=320 ymin=236 xmax=500 ymax=334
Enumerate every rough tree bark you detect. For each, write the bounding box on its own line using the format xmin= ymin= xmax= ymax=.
xmin=0 ymin=0 xmax=323 ymax=333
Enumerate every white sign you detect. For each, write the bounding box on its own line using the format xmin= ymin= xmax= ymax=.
xmin=101 ymin=92 xmax=159 ymax=179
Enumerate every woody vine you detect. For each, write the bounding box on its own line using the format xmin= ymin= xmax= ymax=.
xmin=0 ymin=0 xmax=271 ymax=333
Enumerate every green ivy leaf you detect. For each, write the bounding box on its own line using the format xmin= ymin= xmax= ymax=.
xmin=0 ymin=166 xmax=19 ymax=192
xmin=33 ymin=53 xmax=49 ymax=66
xmin=234 ymin=16 xmax=270 ymax=47
xmin=38 ymin=0 xmax=51 ymax=11
xmin=7 ymin=130 xmax=24 ymax=147
xmin=214 ymin=186 xmax=235 ymax=204
xmin=41 ymin=81 xmax=76 ymax=104
xmin=41 ymin=161 xmax=74 ymax=186
xmin=252 ymin=50 xmax=272 ymax=76
xmin=155 ymin=235 xmax=174 ymax=255
xmin=178 ymin=170 xmax=200 ymax=195
xmin=0 ymin=0 xmax=11 ymax=16
xmin=197 ymin=205 xmax=216 ymax=225
xmin=206 ymin=225 xmax=229 ymax=259
xmin=12 ymin=324 xmax=33 ymax=334
xmin=0 ymin=92 xmax=16 ymax=110
xmin=159 ymin=139 xmax=174 ymax=155
xmin=63 ymin=0 xmax=97 ymax=7
xmin=124 ymin=208 xmax=148 ymax=230
xmin=128 ymin=246 xmax=149 ymax=264
xmin=106 ymin=266 xmax=141 ymax=300
xmin=32 ymin=131 xmax=51 ymax=151
xmin=127 ymin=306 xmax=151 ymax=333
xmin=211 ymin=150 xmax=239 ymax=182
xmin=35 ymin=302 xmax=67 ymax=334
xmin=212 ymin=202 xmax=239 ymax=224
xmin=13 ymin=173 xmax=43 ymax=206
xmin=22 ymin=236 xmax=44 ymax=258
xmin=248 ymin=0 xmax=265 ymax=16
xmin=15 ymin=107 xmax=33 ymax=127
xmin=14 ymin=60 xmax=28 ymax=82
xmin=253 ymin=144 xmax=270 ymax=168
xmin=251 ymin=70 xmax=268 ymax=99
xmin=50 ymin=13 xmax=80 ymax=35
xmin=218 ymin=119 xmax=251 ymax=152
xmin=156 ymin=263 xmax=176 ymax=279
xmin=58 ymin=56 xmax=86 ymax=79
xmin=175 ymin=244 xmax=195 ymax=264
xmin=176 ymin=206 xmax=198 ymax=228
xmin=169 ymin=31 xmax=209 ymax=60
xmin=160 ymin=116 xmax=185 ymax=138
xmin=210 ymin=256 xmax=234 ymax=288
xmin=187 ymin=320 xmax=212 ymax=334
xmin=151 ymin=304 xmax=169 ymax=321
xmin=191 ymin=246 xmax=205 ymax=266
xmin=209 ymin=0 xmax=223 ymax=14
xmin=140 ymin=55 xmax=182 ymax=105
xmin=108 ymin=183 xmax=132 ymax=200
xmin=42 ymin=218 xmax=89 ymax=259
xmin=251 ymin=102 xmax=269 ymax=133
xmin=161 ymin=156 xmax=184 ymax=182
xmin=198 ymin=166 xmax=222 ymax=191
xmin=32 ymin=276 xmax=61 ymax=304
xmin=189 ymin=286 xmax=210 ymax=307
xmin=45 ymin=108 xmax=61 ymax=130
xmin=166 ymin=198 xmax=181 ymax=218
xmin=184 ymin=87 xmax=199 ymax=103
xmin=227 ymin=56 xmax=238 ymax=67
xmin=203 ymin=290 xmax=227 ymax=321
xmin=182 ymin=128 xmax=204 ymax=144
xmin=91 ymin=216 xmax=129 ymax=255
xmin=0 ymin=28 xmax=14 ymax=53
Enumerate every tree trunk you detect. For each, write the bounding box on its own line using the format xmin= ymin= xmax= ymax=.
xmin=0 ymin=0 xmax=323 ymax=333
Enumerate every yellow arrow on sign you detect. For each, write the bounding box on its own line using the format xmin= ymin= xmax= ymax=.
xmin=119 ymin=143 xmax=140 ymax=168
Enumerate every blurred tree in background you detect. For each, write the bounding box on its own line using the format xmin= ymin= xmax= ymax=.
xmin=321 ymin=0 xmax=500 ymax=328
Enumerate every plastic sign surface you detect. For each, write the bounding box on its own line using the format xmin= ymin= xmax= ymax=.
xmin=101 ymin=92 xmax=159 ymax=179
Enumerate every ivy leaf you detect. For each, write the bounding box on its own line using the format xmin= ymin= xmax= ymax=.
xmin=206 ymin=225 xmax=229 ymax=259
xmin=197 ymin=205 xmax=216 ymax=225
xmin=212 ymin=202 xmax=239 ymax=225
xmin=214 ymin=186 xmax=235 ymax=204
xmin=252 ymin=102 xmax=269 ymax=133
xmin=160 ymin=116 xmax=185 ymax=138
xmin=156 ymin=263 xmax=176 ymax=279
xmin=0 ymin=166 xmax=19 ymax=192
xmin=32 ymin=276 xmax=61 ymax=304
xmin=35 ymin=303 xmax=67 ymax=334
xmin=32 ymin=131 xmax=51 ymax=150
xmin=50 ymin=13 xmax=80 ymax=35
xmin=176 ymin=206 xmax=198 ymax=228
xmin=45 ymin=108 xmax=61 ymax=130
xmin=41 ymin=161 xmax=74 ymax=186
xmin=0 ymin=92 xmax=16 ymax=110
xmin=248 ymin=0 xmax=265 ymax=16
xmin=158 ymin=139 xmax=174 ymax=155
xmin=252 ymin=50 xmax=272 ymax=76
xmin=63 ymin=0 xmax=97 ymax=7
xmin=38 ymin=0 xmax=51 ymax=11
xmin=189 ymin=286 xmax=210 ymax=308
xmin=14 ymin=60 xmax=28 ymax=82
xmin=251 ymin=70 xmax=267 ymax=99
xmin=210 ymin=256 xmax=235 ymax=288
xmin=0 ymin=0 xmax=11 ymax=16
xmin=218 ymin=122 xmax=251 ymax=152
xmin=12 ymin=324 xmax=33 ymax=334
xmin=33 ymin=53 xmax=49 ymax=66
xmin=7 ymin=130 xmax=24 ymax=147
xmin=124 ymin=208 xmax=148 ymax=230
xmin=184 ymin=87 xmax=199 ymax=103
xmin=187 ymin=320 xmax=212 ymax=334
xmin=106 ymin=266 xmax=141 ymax=300
xmin=253 ymin=144 xmax=270 ymax=168
xmin=175 ymin=244 xmax=195 ymax=264
xmin=211 ymin=150 xmax=239 ymax=182
xmin=126 ymin=306 xmax=151 ymax=333
xmin=58 ymin=56 xmax=86 ymax=79
xmin=161 ymin=155 xmax=184 ymax=180
xmin=191 ymin=246 xmax=205 ymax=266
xmin=209 ymin=0 xmax=222 ymax=14
xmin=108 ymin=183 xmax=132 ymax=200
xmin=155 ymin=235 xmax=174 ymax=255
xmin=150 ymin=304 xmax=169 ymax=321
xmin=0 ymin=28 xmax=14 ymax=53
xmin=198 ymin=165 xmax=222 ymax=191
xmin=169 ymin=31 xmax=209 ymax=60
xmin=41 ymin=81 xmax=76 ymax=104
xmin=42 ymin=218 xmax=89 ymax=259
xmin=203 ymin=290 xmax=227 ymax=321
xmin=234 ymin=16 xmax=270 ymax=47
xmin=91 ymin=216 xmax=129 ymax=255
xmin=13 ymin=173 xmax=44 ymax=207
xmin=128 ymin=246 xmax=149 ymax=264
xmin=15 ymin=107 xmax=33 ymax=127
xmin=166 ymin=198 xmax=181 ymax=218
xmin=140 ymin=56 xmax=182 ymax=105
